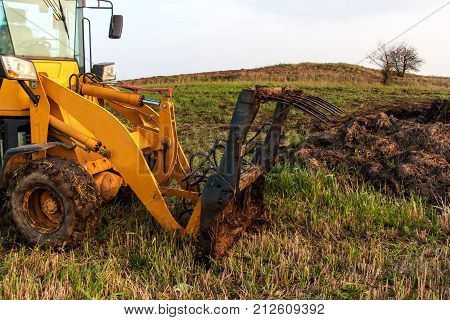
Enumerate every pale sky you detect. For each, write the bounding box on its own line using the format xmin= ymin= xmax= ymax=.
xmin=84 ymin=0 xmax=450 ymax=80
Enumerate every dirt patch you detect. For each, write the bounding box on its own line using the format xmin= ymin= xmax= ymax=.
xmin=198 ymin=172 xmax=266 ymax=261
xmin=287 ymin=100 xmax=449 ymax=203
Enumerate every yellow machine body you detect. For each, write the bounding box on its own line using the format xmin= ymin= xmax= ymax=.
xmin=1 ymin=59 xmax=201 ymax=235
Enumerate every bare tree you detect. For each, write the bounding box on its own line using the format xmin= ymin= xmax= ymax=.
xmin=368 ymin=42 xmax=394 ymax=84
xmin=368 ymin=42 xmax=425 ymax=84
xmin=390 ymin=42 xmax=424 ymax=77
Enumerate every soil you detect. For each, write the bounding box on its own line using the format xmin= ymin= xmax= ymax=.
xmin=198 ymin=175 xmax=266 ymax=262
xmin=286 ymin=100 xmax=449 ymax=204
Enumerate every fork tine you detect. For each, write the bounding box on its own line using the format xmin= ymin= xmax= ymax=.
xmin=254 ymin=87 xmax=342 ymax=123
xmin=300 ymin=95 xmax=342 ymax=116
xmin=304 ymin=95 xmax=343 ymax=114
xmin=290 ymin=97 xmax=332 ymax=121
xmin=268 ymin=97 xmax=330 ymax=123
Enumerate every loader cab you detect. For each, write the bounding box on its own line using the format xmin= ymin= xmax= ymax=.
xmin=0 ymin=0 xmax=123 ymax=75
xmin=0 ymin=0 xmax=123 ymax=167
xmin=0 ymin=0 xmax=84 ymax=70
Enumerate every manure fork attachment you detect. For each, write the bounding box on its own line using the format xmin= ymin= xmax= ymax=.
xmin=195 ymin=87 xmax=342 ymax=259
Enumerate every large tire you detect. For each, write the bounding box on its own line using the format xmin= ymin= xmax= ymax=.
xmin=7 ymin=158 xmax=101 ymax=248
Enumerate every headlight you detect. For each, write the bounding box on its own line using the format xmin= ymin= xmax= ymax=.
xmin=92 ymin=62 xmax=117 ymax=82
xmin=0 ymin=56 xmax=38 ymax=81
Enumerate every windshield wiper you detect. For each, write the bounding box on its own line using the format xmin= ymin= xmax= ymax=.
xmin=43 ymin=0 xmax=70 ymax=39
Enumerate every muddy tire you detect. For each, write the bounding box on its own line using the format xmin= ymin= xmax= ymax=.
xmin=7 ymin=158 xmax=101 ymax=248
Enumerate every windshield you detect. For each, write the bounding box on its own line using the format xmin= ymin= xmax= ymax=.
xmin=2 ymin=0 xmax=80 ymax=59
xmin=0 ymin=2 xmax=13 ymax=55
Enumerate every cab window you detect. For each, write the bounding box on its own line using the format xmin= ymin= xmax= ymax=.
xmin=3 ymin=0 xmax=77 ymax=58
xmin=0 ymin=1 xmax=13 ymax=55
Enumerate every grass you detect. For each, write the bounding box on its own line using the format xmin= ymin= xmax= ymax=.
xmin=0 ymin=166 xmax=447 ymax=299
xmin=144 ymin=80 xmax=449 ymax=152
xmin=0 ymin=63 xmax=449 ymax=300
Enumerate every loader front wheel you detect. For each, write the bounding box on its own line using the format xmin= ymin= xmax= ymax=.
xmin=8 ymin=158 xmax=101 ymax=248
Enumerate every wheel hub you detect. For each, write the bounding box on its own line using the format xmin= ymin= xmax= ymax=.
xmin=41 ymin=194 xmax=59 ymax=220
xmin=23 ymin=187 xmax=64 ymax=234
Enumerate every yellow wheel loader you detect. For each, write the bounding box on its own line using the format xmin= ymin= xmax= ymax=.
xmin=0 ymin=0 xmax=341 ymax=259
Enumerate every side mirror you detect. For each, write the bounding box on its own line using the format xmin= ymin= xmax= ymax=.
xmin=109 ymin=15 xmax=123 ymax=39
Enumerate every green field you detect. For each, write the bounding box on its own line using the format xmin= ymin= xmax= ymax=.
xmin=1 ymin=64 xmax=449 ymax=299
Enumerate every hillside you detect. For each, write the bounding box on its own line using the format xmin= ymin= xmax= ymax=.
xmin=128 ymin=63 xmax=450 ymax=88
xmin=126 ymin=62 xmax=449 ymax=146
